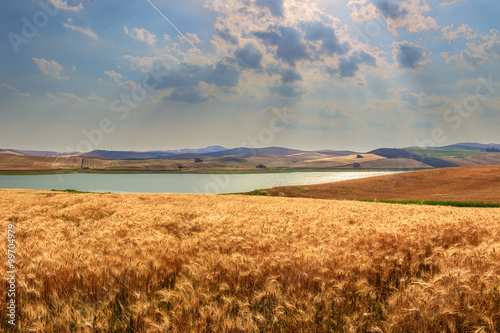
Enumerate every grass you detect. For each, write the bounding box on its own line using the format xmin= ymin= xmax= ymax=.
xmin=50 ymin=189 xmax=95 ymax=194
xmin=244 ymin=193 xmax=500 ymax=208
xmin=244 ymin=189 xmax=272 ymax=196
xmin=1 ymin=189 xmax=500 ymax=332
xmin=358 ymin=199 xmax=500 ymax=208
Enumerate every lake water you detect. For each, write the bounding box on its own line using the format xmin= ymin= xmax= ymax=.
xmin=0 ymin=171 xmax=400 ymax=194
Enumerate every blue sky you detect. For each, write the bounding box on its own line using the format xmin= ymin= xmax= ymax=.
xmin=0 ymin=0 xmax=499 ymax=152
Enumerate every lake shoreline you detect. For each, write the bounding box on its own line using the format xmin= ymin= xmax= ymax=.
xmin=0 ymin=167 xmax=424 ymax=176
xmin=0 ymin=171 xmax=403 ymax=194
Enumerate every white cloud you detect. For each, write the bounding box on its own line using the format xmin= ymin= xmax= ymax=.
xmin=438 ymin=24 xmax=479 ymax=42
xmin=48 ymin=0 xmax=83 ymax=11
xmin=347 ymin=0 xmax=439 ymax=37
xmin=0 ymin=83 xmax=31 ymax=97
xmin=46 ymin=92 xmax=86 ymax=106
xmin=103 ymin=70 xmax=138 ymax=89
xmin=32 ymin=58 xmax=69 ymax=80
xmin=123 ymin=26 xmax=157 ymax=46
xmin=182 ymin=32 xmax=201 ymax=45
xmin=441 ymin=29 xmax=500 ymax=70
xmin=63 ymin=20 xmax=98 ymax=39
xmin=104 ymin=70 xmax=125 ymax=84
xmin=122 ymin=54 xmax=179 ymax=71
xmin=440 ymin=0 xmax=467 ymax=7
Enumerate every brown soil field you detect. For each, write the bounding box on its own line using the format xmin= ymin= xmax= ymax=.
xmin=0 ymin=154 xmax=255 ymax=172
xmin=264 ymin=165 xmax=500 ymax=203
xmin=1 ymin=150 xmax=499 ymax=173
xmin=0 ymin=153 xmax=82 ymax=170
xmin=302 ymin=154 xmax=385 ymax=164
xmin=1 ymin=190 xmax=500 ymax=332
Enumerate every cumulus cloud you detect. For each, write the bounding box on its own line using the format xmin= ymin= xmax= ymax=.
xmin=63 ymin=20 xmax=98 ymax=39
xmin=373 ymin=0 xmax=408 ymax=19
xmin=348 ymin=0 xmax=439 ymax=37
xmin=438 ymin=24 xmax=479 ymax=43
xmin=441 ymin=50 xmax=484 ymax=71
xmin=32 ymin=58 xmax=69 ymax=80
xmin=48 ymin=0 xmax=83 ymax=11
xmin=338 ymin=51 xmax=376 ymax=77
xmin=265 ymin=66 xmax=303 ymax=85
xmin=255 ymin=0 xmax=285 ymax=17
xmin=205 ymin=62 xmax=241 ymax=87
xmin=398 ymin=45 xmax=423 ymax=68
xmin=235 ymin=43 xmax=264 ymax=69
xmin=214 ymin=26 xmax=239 ymax=45
xmin=182 ymin=32 xmax=201 ymax=45
xmin=392 ymin=41 xmax=431 ymax=71
xmin=154 ymin=62 xmax=241 ymax=92
xmin=281 ymin=69 xmax=303 ymax=83
xmin=300 ymin=21 xmax=347 ymax=55
xmin=124 ymin=26 xmax=157 ymax=46
xmin=254 ymin=26 xmax=310 ymax=66
xmin=104 ymin=70 xmax=125 ymax=84
xmin=441 ymin=29 xmax=500 ymax=70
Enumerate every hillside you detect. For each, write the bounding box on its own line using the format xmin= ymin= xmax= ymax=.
xmin=1 ymin=190 xmax=499 ymax=331
xmin=1 ymin=143 xmax=499 ymax=174
xmin=256 ymin=166 xmax=500 ymax=203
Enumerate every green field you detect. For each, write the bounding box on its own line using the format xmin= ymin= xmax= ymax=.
xmin=405 ymin=148 xmax=489 ymax=158
xmin=358 ymin=199 xmax=500 ymax=208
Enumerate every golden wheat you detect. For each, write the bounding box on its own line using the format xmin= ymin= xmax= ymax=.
xmin=1 ymin=189 xmax=500 ymax=332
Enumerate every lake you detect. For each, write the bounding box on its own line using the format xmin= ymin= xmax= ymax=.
xmin=0 ymin=171 xmax=400 ymax=194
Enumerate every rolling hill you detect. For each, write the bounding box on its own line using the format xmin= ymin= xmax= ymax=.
xmin=1 ymin=143 xmax=499 ymax=173
xmin=250 ymin=165 xmax=500 ymax=203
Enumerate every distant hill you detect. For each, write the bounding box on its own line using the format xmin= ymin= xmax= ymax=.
xmin=405 ymin=142 xmax=500 ymax=151
xmin=80 ymin=150 xmax=175 ymax=159
xmin=169 ymin=147 xmax=307 ymax=159
xmin=368 ymin=148 xmax=458 ymax=168
xmin=440 ymin=143 xmax=500 ymax=150
xmin=163 ymin=145 xmax=228 ymax=155
xmin=1 ymin=143 xmax=498 ymax=173
xmin=0 ymin=149 xmax=76 ymax=157
xmin=81 ymin=146 xmax=228 ymax=159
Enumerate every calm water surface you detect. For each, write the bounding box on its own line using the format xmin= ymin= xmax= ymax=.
xmin=0 ymin=172 xmax=400 ymax=194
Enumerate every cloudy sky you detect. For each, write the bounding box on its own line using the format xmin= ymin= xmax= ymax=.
xmin=1 ymin=0 xmax=499 ymax=152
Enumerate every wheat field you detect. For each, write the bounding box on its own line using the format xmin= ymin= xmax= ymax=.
xmin=1 ymin=189 xmax=500 ymax=332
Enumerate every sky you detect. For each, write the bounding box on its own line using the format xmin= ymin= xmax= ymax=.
xmin=0 ymin=0 xmax=499 ymax=152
